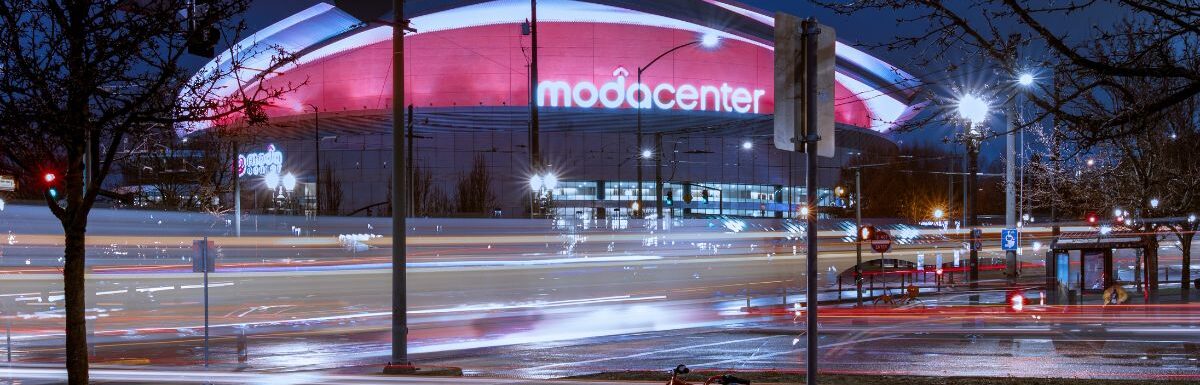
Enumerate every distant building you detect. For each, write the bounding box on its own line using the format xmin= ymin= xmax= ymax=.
xmin=182 ymin=0 xmax=923 ymax=218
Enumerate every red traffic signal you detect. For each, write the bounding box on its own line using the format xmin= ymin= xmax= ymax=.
xmin=43 ymin=173 xmax=56 ymax=184
xmin=1086 ymin=212 xmax=1098 ymax=224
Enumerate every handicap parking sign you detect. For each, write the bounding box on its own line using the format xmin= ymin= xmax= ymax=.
xmin=1001 ymin=228 xmax=1019 ymax=251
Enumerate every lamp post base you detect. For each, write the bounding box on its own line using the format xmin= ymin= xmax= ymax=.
xmin=383 ymin=363 xmax=463 ymax=376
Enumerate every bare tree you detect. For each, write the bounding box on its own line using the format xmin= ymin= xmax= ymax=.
xmin=456 ymin=153 xmax=496 ymax=215
xmin=319 ymin=161 xmax=343 ymax=215
xmin=816 ymin=0 xmax=1200 ymax=145
xmin=0 ymin=1 xmax=298 ymax=383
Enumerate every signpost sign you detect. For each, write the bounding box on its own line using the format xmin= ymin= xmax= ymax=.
xmin=1002 ymin=228 xmax=1019 ymax=251
xmin=0 ymin=175 xmax=14 ymax=192
xmin=870 ymin=230 xmax=892 ymax=253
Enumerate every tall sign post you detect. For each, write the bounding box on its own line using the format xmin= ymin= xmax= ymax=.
xmin=775 ymin=13 xmax=835 ymax=385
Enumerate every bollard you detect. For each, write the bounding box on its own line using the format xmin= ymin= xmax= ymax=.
xmin=237 ymin=328 xmax=248 ymax=366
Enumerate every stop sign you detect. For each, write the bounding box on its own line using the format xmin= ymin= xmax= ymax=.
xmin=870 ymin=230 xmax=892 ymax=253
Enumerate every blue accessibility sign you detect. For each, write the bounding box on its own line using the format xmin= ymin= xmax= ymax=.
xmin=1001 ymin=228 xmax=1019 ymax=251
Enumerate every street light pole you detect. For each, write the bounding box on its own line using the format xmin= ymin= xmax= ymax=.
xmin=528 ymin=0 xmax=541 ymax=219
xmin=855 ymin=168 xmax=862 ymax=307
xmin=311 ymin=104 xmax=320 ymax=216
xmin=1005 ymin=97 xmax=1017 ymax=283
xmin=968 ymin=134 xmax=980 ymax=291
xmin=636 ymin=39 xmax=711 ymax=221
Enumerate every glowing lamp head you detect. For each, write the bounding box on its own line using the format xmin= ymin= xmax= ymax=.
xmin=529 ymin=174 xmax=544 ymax=191
xmin=631 ymin=201 xmax=640 ymax=211
xmin=741 ymin=141 xmax=752 ymax=150
xmin=263 ymin=171 xmax=281 ymax=190
xmin=641 ymin=149 xmax=652 ymax=159
xmin=282 ymin=172 xmax=297 ymax=192
xmin=932 ymin=208 xmax=945 ymax=220
xmin=956 ymin=94 xmax=989 ymax=125
xmin=1190 ymin=214 xmax=1197 ymax=223
xmin=1150 ymin=198 xmax=1160 ymax=209
xmin=799 ymin=205 xmax=810 ymax=217
xmin=1113 ymin=208 xmax=1123 ymax=217
xmin=543 ymin=173 xmax=558 ymax=191
xmin=1017 ymin=73 xmax=1035 ymax=86
xmin=700 ymin=32 xmax=720 ymax=48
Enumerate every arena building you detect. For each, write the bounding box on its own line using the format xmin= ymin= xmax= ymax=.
xmin=184 ymin=0 xmax=924 ymax=218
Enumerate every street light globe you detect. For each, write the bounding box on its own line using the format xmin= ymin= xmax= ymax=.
xmin=741 ymin=141 xmax=752 ymax=150
xmin=1113 ymin=208 xmax=1123 ymax=217
xmin=543 ymin=172 xmax=559 ymax=191
xmin=932 ymin=208 xmax=944 ymax=220
xmin=264 ymin=171 xmax=281 ymax=190
xmin=1189 ymin=214 xmax=1197 ymax=223
xmin=641 ymin=149 xmax=653 ymax=159
xmin=956 ymin=94 xmax=989 ymax=125
xmin=799 ymin=205 xmax=810 ymax=217
xmin=1017 ymin=73 xmax=1035 ymax=86
xmin=282 ymin=172 xmax=297 ymax=192
xmin=529 ymin=174 xmax=544 ymax=191
xmin=631 ymin=201 xmax=640 ymax=211
xmin=1150 ymin=198 xmax=1160 ymax=209
xmin=700 ymin=32 xmax=720 ymax=48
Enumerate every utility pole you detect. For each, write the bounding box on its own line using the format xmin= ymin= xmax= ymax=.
xmin=528 ymin=0 xmax=541 ymax=218
xmin=389 ymin=0 xmax=411 ymax=370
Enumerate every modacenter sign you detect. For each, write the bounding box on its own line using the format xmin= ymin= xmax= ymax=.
xmin=537 ymin=67 xmax=768 ymax=114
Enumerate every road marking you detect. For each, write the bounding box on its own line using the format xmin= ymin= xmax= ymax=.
xmin=521 ymin=334 xmax=780 ymax=371
xmin=692 ymin=335 xmax=900 ymax=367
xmin=96 ymin=289 xmax=128 ymax=296
xmin=134 ymin=286 xmax=175 ymax=293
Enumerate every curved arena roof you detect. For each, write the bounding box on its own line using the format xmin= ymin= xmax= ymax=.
xmin=182 ymin=0 xmax=924 ymax=138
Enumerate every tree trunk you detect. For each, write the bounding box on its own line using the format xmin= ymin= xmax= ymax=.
xmin=1184 ymin=233 xmax=1194 ymax=302
xmin=63 ymin=224 xmax=88 ymax=384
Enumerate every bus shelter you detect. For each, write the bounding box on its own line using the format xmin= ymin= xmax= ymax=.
xmin=1048 ymin=230 xmax=1157 ymax=304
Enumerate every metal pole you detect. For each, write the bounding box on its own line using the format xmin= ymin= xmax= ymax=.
xmin=6 ymin=315 xmax=11 ymax=362
xmin=802 ymin=19 xmax=820 ymax=385
xmin=1005 ymin=98 xmax=1017 ymax=283
xmin=408 ymin=105 xmax=415 ymax=216
xmin=203 ymin=236 xmax=209 ymax=367
xmin=636 ymin=69 xmax=644 ymax=219
xmin=855 ymin=168 xmax=862 ymax=307
xmin=391 ymin=0 xmax=411 ymax=367
xmin=528 ymin=0 xmax=541 ymax=219
xmin=235 ymin=138 xmax=241 ymax=237
xmin=314 ymin=106 xmax=320 ymax=216
xmin=968 ymin=133 xmax=980 ymax=292
xmin=655 ymin=132 xmax=663 ymax=228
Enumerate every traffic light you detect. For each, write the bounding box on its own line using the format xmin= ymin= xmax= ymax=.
xmin=1086 ymin=212 xmax=1098 ymax=224
xmin=1007 ymin=289 xmax=1026 ymax=312
xmin=187 ymin=0 xmax=220 ymax=58
xmin=700 ymin=189 xmax=710 ymax=203
xmin=664 ymin=189 xmax=674 ymax=206
xmin=43 ymin=172 xmax=60 ymax=199
xmin=859 ymin=225 xmax=875 ymax=241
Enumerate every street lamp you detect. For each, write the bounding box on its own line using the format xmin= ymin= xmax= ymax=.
xmin=636 ymin=33 xmax=721 ymax=221
xmin=955 ymin=93 xmax=989 ymax=292
xmin=264 ymin=170 xmax=281 ymax=191
xmin=641 ymin=149 xmax=652 ymax=159
xmin=741 ymin=141 xmax=753 ymax=150
xmin=932 ymin=208 xmax=945 ymax=220
xmin=1150 ymin=198 xmax=1160 ymax=209
xmin=1017 ymin=73 xmax=1035 ymax=86
xmin=282 ymin=172 xmax=297 ymax=193
xmin=530 ymin=171 xmax=558 ymax=217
